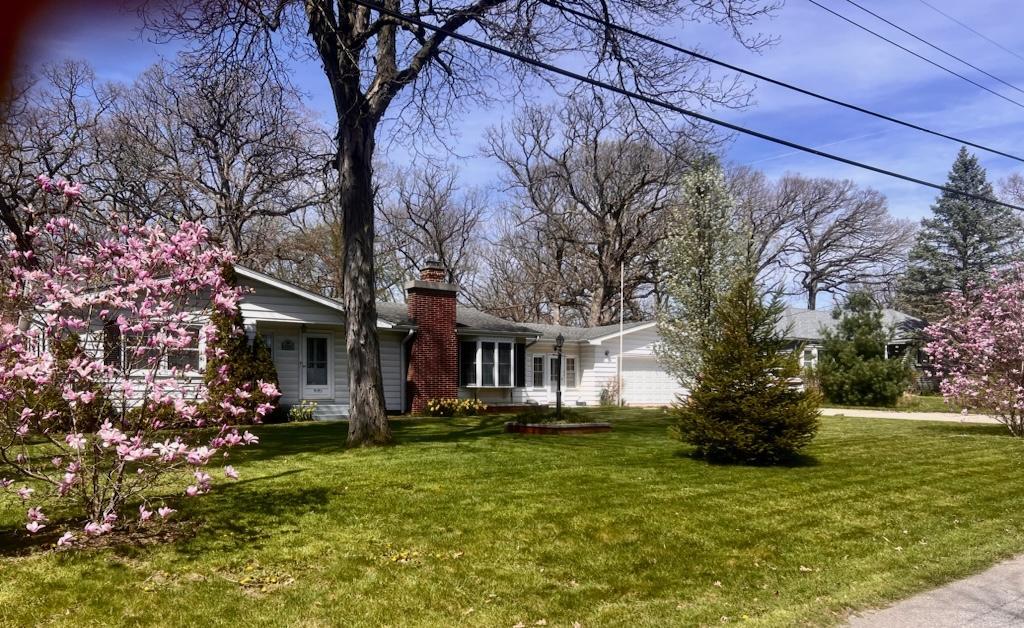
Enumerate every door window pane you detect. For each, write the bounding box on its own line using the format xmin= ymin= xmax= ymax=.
xmin=306 ymin=337 xmax=328 ymax=386
xmin=549 ymin=357 xmax=560 ymax=387
xmin=565 ymin=357 xmax=577 ymax=389
xmin=481 ymin=342 xmax=495 ymax=386
xmin=532 ymin=355 xmax=544 ymax=388
xmin=497 ymin=343 xmax=512 ymax=386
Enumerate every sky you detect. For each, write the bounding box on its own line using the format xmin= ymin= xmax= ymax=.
xmin=16 ymin=0 xmax=1024 ymax=223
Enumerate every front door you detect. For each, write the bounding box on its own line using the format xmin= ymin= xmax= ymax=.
xmin=301 ymin=333 xmax=333 ymax=399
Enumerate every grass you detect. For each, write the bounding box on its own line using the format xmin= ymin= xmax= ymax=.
xmin=3 ymin=409 xmax=1024 ymax=626
xmin=822 ymin=393 xmax=961 ymax=414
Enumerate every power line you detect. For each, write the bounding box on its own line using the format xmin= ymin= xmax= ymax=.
xmin=914 ymin=0 xmax=1024 ymax=66
xmin=539 ymin=0 xmax=1024 ymax=164
xmin=805 ymin=0 xmax=1024 ymax=111
xmin=348 ymin=0 xmax=1024 ymax=213
xmin=840 ymin=0 xmax=1024 ymax=96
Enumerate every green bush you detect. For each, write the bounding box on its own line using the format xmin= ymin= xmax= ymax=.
xmin=288 ymin=400 xmax=318 ymax=422
xmin=816 ymin=292 xmax=912 ymax=407
xmin=674 ymin=274 xmax=820 ymax=464
xmin=200 ymin=264 xmax=281 ymax=423
xmin=422 ymin=398 xmax=487 ymax=417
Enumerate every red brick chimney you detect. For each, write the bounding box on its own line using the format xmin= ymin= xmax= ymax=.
xmin=406 ymin=260 xmax=458 ymax=413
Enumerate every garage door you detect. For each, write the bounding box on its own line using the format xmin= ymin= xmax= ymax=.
xmin=621 ymin=357 xmax=686 ymax=406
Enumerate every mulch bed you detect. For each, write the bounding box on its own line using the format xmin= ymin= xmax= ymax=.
xmin=504 ymin=421 xmax=612 ymax=435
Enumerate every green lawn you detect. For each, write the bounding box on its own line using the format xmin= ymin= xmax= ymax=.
xmin=823 ymin=394 xmax=960 ymax=413
xmin=3 ymin=410 xmax=1024 ymax=626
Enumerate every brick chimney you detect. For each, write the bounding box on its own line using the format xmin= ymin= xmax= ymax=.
xmin=406 ymin=260 xmax=458 ymax=413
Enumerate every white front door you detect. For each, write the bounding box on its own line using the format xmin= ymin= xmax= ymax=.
xmin=301 ymin=333 xmax=333 ymax=399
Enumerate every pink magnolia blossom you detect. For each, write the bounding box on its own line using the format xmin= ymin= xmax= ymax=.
xmin=138 ymin=505 xmax=153 ymax=522
xmin=0 ymin=185 xmax=264 ymax=540
xmin=224 ymin=465 xmax=239 ymax=480
xmin=27 ymin=507 xmax=47 ymax=522
xmin=56 ymin=532 xmax=75 ymax=547
xmin=25 ymin=521 xmax=45 ymax=534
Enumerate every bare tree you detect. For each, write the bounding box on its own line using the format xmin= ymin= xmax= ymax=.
xmin=780 ymin=175 xmax=914 ymax=310
xmin=485 ymin=93 xmax=692 ymax=326
xmin=1001 ymin=172 xmax=1024 ymax=205
xmin=97 ymin=60 xmax=330 ymax=261
xmin=0 ymin=61 xmax=114 ymax=267
xmin=377 ymin=163 xmax=487 ymax=288
xmin=139 ymin=0 xmax=778 ymax=445
xmin=725 ymin=164 xmax=800 ymax=283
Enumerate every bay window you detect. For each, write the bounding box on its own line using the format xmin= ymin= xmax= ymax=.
xmin=459 ymin=339 xmax=520 ymax=387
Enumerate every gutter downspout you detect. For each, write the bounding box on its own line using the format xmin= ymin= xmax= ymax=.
xmin=400 ymin=328 xmax=416 ymax=414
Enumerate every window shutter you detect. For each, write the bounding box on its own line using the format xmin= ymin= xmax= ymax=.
xmin=514 ymin=342 xmax=526 ymax=387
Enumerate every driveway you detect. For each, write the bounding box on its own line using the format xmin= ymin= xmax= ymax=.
xmin=847 ymin=555 xmax=1024 ymax=627
xmin=820 ymin=407 xmax=1000 ymax=425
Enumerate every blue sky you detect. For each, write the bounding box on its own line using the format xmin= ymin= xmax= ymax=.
xmin=20 ymin=0 xmax=1024 ymax=222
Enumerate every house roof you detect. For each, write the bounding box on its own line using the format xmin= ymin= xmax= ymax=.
xmin=375 ymin=301 xmax=539 ymax=336
xmin=522 ymin=320 xmax=654 ymax=342
xmin=781 ymin=306 xmax=924 ymax=342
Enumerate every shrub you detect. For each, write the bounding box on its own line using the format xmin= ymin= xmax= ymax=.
xmin=288 ymin=400 xmax=318 ymax=422
xmin=674 ymin=273 xmax=820 ymax=464
xmin=422 ymin=398 xmax=486 ymax=417
xmin=200 ymin=264 xmax=281 ymax=422
xmin=815 ymin=292 xmax=912 ymax=407
xmin=598 ymin=378 xmax=623 ymax=407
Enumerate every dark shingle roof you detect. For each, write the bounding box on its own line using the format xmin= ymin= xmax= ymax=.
xmin=780 ymin=306 xmax=923 ymax=342
xmin=522 ymin=320 xmax=652 ymax=342
xmin=374 ymin=301 xmax=538 ymax=335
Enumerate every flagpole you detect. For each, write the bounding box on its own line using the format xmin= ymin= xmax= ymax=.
xmin=618 ymin=261 xmax=624 ymax=406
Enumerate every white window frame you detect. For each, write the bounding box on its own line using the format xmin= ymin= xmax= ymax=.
xmin=565 ymin=356 xmax=577 ymax=389
xmin=119 ymin=324 xmax=206 ymax=377
xmin=530 ymin=353 xmax=546 ymax=390
xmin=464 ymin=338 xmax=516 ymax=388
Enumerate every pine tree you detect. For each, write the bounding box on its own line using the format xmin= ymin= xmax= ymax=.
xmin=202 ymin=264 xmax=281 ymax=423
xmin=674 ymin=273 xmax=820 ymax=464
xmin=899 ymin=147 xmax=1023 ymax=320
xmin=816 ymin=292 xmax=911 ymax=406
xmin=656 ymin=157 xmax=744 ymax=387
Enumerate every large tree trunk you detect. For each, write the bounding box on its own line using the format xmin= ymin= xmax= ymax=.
xmin=806 ymin=287 xmax=817 ymax=310
xmin=337 ymin=116 xmax=392 ymax=446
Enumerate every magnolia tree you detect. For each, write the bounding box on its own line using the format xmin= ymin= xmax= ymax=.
xmin=925 ymin=265 xmax=1024 ymax=435
xmin=0 ymin=176 xmax=279 ymax=544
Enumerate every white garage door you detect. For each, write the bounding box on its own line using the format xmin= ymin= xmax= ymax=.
xmin=621 ymin=357 xmax=686 ymax=406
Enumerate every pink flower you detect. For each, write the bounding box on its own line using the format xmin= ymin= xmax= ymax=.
xmin=17 ymin=487 xmax=34 ymax=501
xmin=57 ymin=532 xmax=75 ymax=547
xmin=59 ymin=180 xmax=82 ymax=198
xmin=65 ymin=433 xmax=87 ymax=450
xmin=157 ymin=507 xmax=176 ymax=519
xmin=25 ymin=521 xmax=45 ymax=534
xmin=242 ymin=431 xmax=259 ymax=445
xmin=35 ymin=174 xmax=54 ymax=191
xmin=224 ymin=465 xmax=239 ymax=480
xmin=27 ymin=507 xmax=47 ymax=522
xmin=138 ymin=505 xmax=153 ymax=522
xmin=185 ymin=485 xmax=199 ymax=497
xmin=84 ymin=521 xmax=112 ymax=536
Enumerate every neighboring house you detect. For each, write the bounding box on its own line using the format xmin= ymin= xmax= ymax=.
xmin=781 ymin=306 xmax=925 ymax=369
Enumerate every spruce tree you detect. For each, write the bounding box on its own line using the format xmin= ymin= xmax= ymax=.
xmin=202 ymin=264 xmax=281 ymax=423
xmin=816 ymin=292 xmax=911 ymax=407
xmin=656 ymin=157 xmax=744 ymax=387
xmin=674 ymin=273 xmax=820 ymax=464
xmin=899 ymin=147 xmax=1023 ymax=320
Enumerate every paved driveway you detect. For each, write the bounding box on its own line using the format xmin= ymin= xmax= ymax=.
xmin=847 ymin=555 xmax=1024 ymax=627
xmin=820 ymin=407 xmax=1000 ymax=425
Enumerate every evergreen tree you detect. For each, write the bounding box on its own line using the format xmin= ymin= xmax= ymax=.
xmin=899 ymin=147 xmax=1023 ymax=320
xmin=202 ymin=264 xmax=281 ymax=423
xmin=656 ymin=158 xmax=744 ymax=387
xmin=816 ymin=292 xmax=911 ymax=406
xmin=674 ymin=273 xmax=820 ymax=464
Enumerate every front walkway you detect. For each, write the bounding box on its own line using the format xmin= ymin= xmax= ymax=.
xmin=847 ymin=554 xmax=1024 ymax=627
xmin=820 ymin=407 xmax=999 ymax=425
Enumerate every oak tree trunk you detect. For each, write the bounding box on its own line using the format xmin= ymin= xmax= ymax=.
xmin=337 ymin=116 xmax=392 ymax=446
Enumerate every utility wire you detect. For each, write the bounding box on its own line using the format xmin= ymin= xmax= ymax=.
xmin=349 ymin=0 xmax=1024 ymax=213
xmin=840 ymin=0 xmax=1024 ymax=96
xmin=914 ymin=0 xmax=1024 ymax=65
xmin=805 ymin=0 xmax=1024 ymax=111
xmin=539 ymin=0 xmax=1024 ymax=163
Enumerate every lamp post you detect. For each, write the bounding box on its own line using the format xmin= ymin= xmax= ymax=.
xmin=555 ymin=333 xmax=564 ymax=420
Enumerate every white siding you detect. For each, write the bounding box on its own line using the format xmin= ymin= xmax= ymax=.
xmin=578 ymin=326 xmax=687 ymax=407
xmin=258 ymin=323 xmax=405 ymax=418
xmin=239 ymin=278 xmax=345 ymax=325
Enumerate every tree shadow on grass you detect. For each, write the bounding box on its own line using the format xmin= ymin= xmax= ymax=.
xmin=390 ymin=415 xmax=510 ymax=445
xmin=673 ymin=447 xmax=820 ymax=468
xmin=911 ymin=422 xmax=1013 ymax=438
